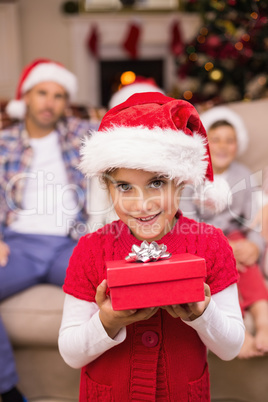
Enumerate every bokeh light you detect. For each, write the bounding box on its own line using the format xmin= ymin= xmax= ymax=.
xmin=209 ymin=69 xmax=224 ymax=81
xmin=183 ymin=90 xmax=193 ymax=100
xmin=205 ymin=62 xmax=214 ymax=71
xmin=120 ymin=71 xmax=136 ymax=86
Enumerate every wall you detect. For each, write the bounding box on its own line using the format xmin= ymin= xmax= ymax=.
xmin=0 ymin=0 xmax=72 ymax=100
xmin=2 ymin=0 xmax=201 ymax=105
xmin=19 ymin=0 xmax=71 ymax=69
xmin=0 ymin=3 xmax=21 ymax=99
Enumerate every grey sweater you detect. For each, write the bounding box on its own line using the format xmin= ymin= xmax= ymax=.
xmin=179 ymin=161 xmax=264 ymax=254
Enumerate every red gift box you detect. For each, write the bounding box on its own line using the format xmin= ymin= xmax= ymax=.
xmin=107 ymin=253 xmax=207 ymax=310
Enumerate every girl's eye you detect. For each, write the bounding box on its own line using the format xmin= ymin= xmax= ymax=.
xmin=117 ymin=183 xmax=132 ymax=192
xmin=150 ymin=180 xmax=164 ymax=189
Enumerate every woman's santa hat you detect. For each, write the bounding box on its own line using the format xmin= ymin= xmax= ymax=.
xmin=6 ymin=58 xmax=77 ymax=120
xmin=201 ymin=106 xmax=248 ymax=156
xmin=80 ymin=92 xmax=230 ymax=212
xmin=108 ymin=77 xmax=164 ymax=109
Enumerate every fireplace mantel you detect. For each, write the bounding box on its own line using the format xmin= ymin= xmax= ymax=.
xmin=66 ymin=12 xmax=201 ymax=106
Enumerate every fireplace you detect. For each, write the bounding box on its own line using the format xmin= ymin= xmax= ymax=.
xmin=100 ymin=58 xmax=164 ymax=106
xmin=67 ymin=12 xmax=201 ymax=106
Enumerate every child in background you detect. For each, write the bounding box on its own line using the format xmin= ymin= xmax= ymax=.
xmin=58 ymin=93 xmax=244 ymax=401
xmin=180 ymin=106 xmax=268 ymax=359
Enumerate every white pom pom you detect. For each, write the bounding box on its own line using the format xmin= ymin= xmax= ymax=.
xmin=5 ymin=100 xmax=26 ymax=120
xmin=195 ymin=177 xmax=232 ymax=213
xmin=108 ymin=84 xmax=164 ymax=109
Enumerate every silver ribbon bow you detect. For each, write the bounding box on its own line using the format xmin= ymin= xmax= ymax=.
xmin=125 ymin=241 xmax=171 ymax=263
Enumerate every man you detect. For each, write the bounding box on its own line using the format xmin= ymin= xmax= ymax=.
xmin=0 ymin=59 xmax=98 ymax=402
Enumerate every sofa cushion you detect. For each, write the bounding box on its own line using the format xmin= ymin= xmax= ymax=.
xmin=0 ymin=284 xmax=65 ymax=347
xmin=15 ymin=348 xmax=80 ymax=401
xmin=208 ymin=351 xmax=268 ymax=402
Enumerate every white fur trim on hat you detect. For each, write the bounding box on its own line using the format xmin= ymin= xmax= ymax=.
xmin=80 ymin=126 xmax=209 ymax=187
xmin=5 ymin=100 xmax=26 ymax=120
xmin=194 ymin=176 xmax=232 ymax=213
xmin=109 ymin=84 xmax=164 ymax=109
xmin=201 ymin=106 xmax=248 ymax=156
xmin=22 ymin=63 xmax=77 ymax=100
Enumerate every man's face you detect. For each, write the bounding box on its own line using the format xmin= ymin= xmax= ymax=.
xmin=23 ymin=81 xmax=68 ymax=130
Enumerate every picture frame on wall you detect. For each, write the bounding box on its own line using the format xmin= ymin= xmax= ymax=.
xmin=82 ymin=0 xmax=180 ymax=12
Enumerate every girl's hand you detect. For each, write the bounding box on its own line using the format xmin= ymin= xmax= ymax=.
xmin=96 ymin=279 xmax=159 ymax=339
xmin=0 ymin=240 xmax=10 ymax=267
xmin=161 ymin=283 xmax=211 ymax=321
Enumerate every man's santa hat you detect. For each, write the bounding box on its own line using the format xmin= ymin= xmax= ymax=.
xmin=108 ymin=77 xmax=164 ymax=109
xmin=201 ymin=106 xmax=248 ymax=156
xmin=80 ymin=92 xmax=230 ymax=213
xmin=6 ymin=58 xmax=77 ymax=120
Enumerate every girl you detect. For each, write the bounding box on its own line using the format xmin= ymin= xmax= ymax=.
xmin=58 ymin=93 xmax=245 ymax=401
xmin=180 ymin=106 xmax=268 ymax=359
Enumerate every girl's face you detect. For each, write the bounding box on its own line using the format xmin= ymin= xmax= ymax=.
xmin=207 ymin=125 xmax=238 ymax=174
xmin=107 ymin=168 xmax=182 ymax=242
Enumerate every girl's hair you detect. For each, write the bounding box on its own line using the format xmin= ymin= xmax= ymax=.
xmin=209 ymin=119 xmax=234 ymax=130
xmin=100 ymin=169 xmax=118 ymax=188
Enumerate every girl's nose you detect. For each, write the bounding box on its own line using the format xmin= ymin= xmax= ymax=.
xmin=132 ymin=190 xmax=153 ymax=214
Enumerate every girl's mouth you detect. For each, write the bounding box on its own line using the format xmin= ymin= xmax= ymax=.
xmin=135 ymin=212 xmax=161 ymax=223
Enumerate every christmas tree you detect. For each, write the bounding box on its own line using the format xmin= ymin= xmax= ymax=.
xmin=174 ymin=0 xmax=268 ymax=106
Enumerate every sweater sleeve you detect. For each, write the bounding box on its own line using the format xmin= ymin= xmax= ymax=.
xmin=237 ymin=165 xmax=265 ymax=255
xmin=63 ymin=234 xmax=102 ymax=302
xmin=58 ymin=294 xmax=126 ymax=369
xmin=184 ymin=283 xmax=245 ymax=360
xmin=204 ymin=226 xmax=239 ymax=295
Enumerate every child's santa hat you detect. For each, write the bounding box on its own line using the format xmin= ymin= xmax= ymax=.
xmin=6 ymin=58 xmax=77 ymax=120
xmin=80 ymin=92 xmax=230 ymax=212
xmin=108 ymin=77 xmax=164 ymax=109
xmin=200 ymin=106 xmax=248 ymax=156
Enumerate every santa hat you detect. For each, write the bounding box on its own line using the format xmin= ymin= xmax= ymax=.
xmin=6 ymin=58 xmax=78 ymax=120
xmin=108 ymin=77 xmax=164 ymax=109
xmin=200 ymin=106 xmax=248 ymax=156
xmin=80 ymin=92 xmax=230 ymax=212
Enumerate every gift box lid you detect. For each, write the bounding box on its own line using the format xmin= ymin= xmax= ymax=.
xmin=107 ymin=253 xmax=206 ymax=287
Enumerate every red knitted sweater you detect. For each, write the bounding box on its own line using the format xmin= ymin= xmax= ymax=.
xmin=64 ymin=214 xmax=238 ymax=402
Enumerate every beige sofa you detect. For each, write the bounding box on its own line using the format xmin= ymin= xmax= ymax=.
xmin=0 ymin=285 xmax=80 ymax=401
xmin=0 ymin=98 xmax=268 ymax=402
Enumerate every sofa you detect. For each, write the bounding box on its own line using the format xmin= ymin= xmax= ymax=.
xmin=208 ymin=313 xmax=268 ymax=402
xmin=0 ymin=285 xmax=80 ymax=401
xmin=0 ymin=97 xmax=268 ymax=402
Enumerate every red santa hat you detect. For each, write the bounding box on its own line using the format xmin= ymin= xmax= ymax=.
xmin=108 ymin=76 xmax=164 ymax=109
xmin=200 ymin=106 xmax=248 ymax=156
xmin=80 ymin=92 xmax=230 ymax=212
xmin=6 ymin=58 xmax=78 ymax=120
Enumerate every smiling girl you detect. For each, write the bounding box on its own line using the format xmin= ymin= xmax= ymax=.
xmin=58 ymin=93 xmax=244 ymax=401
